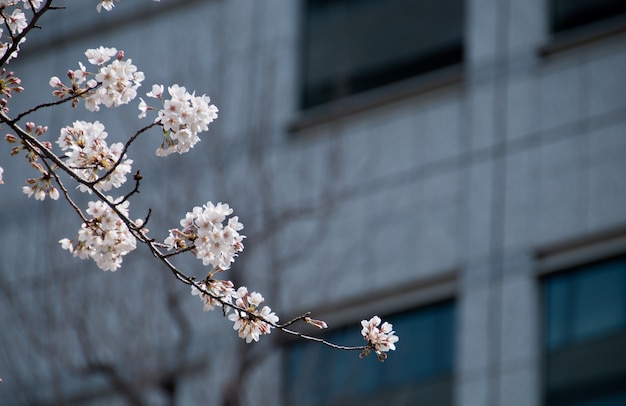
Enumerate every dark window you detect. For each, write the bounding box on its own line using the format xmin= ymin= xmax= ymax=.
xmin=284 ymin=301 xmax=456 ymax=406
xmin=549 ymin=0 xmax=626 ymax=33
xmin=542 ymin=256 xmax=626 ymax=406
xmin=300 ymin=0 xmax=464 ymax=109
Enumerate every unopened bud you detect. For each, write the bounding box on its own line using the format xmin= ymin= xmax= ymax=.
xmin=305 ymin=317 xmax=328 ymax=329
xmin=376 ymin=351 xmax=388 ymax=362
xmin=49 ymin=187 xmax=60 ymax=200
xmin=49 ymin=76 xmax=62 ymax=88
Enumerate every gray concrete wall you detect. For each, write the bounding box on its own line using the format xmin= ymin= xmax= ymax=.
xmin=0 ymin=0 xmax=625 ymax=404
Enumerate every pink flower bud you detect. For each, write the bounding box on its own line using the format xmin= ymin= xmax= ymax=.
xmin=305 ymin=317 xmax=328 ymax=329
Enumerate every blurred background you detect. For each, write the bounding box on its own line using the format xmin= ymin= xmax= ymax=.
xmin=1 ymin=0 xmax=625 ymax=405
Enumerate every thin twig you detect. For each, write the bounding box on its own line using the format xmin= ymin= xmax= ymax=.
xmin=280 ymin=327 xmax=367 ymax=351
xmin=11 ymin=87 xmax=92 ymax=123
xmin=91 ymin=122 xmax=158 ymax=187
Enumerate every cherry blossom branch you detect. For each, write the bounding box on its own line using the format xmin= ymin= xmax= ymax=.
xmin=0 ymin=0 xmax=62 ymax=67
xmin=10 ymin=87 xmax=92 ymax=123
xmin=0 ymin=0 xmax=399 ymax=361
xmin=5 ymin=73 xmax=398 ymax=361
xmin=280 ymin=327 xmax=365 ymax=351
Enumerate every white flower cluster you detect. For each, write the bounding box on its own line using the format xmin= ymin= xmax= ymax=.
xmin=174 ymin=203 xmax=278 ymax=343
xmin=49 ymin=46 xmax=144 ymax=112
xmin=1 ymin=7 xmax=26 ymax=35
xmin=59 ymin=199 xmax=138 ymax=271
xmin=43 ymin=48 xmax=219 ymax=275
xmin=5 ymin=122 xmax=60 ymax=200
xmin=97 ymin=0 xmax=160 ymax=13
xmin=165 ymin=201 xmax=244 ymax=271
xmin=170 ymin=203 xmax=278 ymax=343
xmin=360 ymin=316 xmax=399 ymax=361
xmin=139 ymin=84 xmax=218 ymax=156
xmin=22 ymin=173 xmax=59 ymax=200
xmin=191 ymin=279 xmax=236 ymax=312
xmin=228 ymin=287 xmax=279 ymax=343
xmin=56 ymin=120 xmax=133 ymax=193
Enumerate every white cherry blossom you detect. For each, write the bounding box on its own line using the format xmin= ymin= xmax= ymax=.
xmin=360 ymin=316 xmax=399 ymax=361
xmin=5 ymin=8 xmax=27 ymax=34
xmin=141 ymin=84 xmax=218 ymax=155
xmin=59 ymin=198 xmax=137 ymax=271
xmin=85 ymin=46 xmax=117 ymax=65
xmin=165 ymin=201 xmax=244 ymax=271
xmin=22 ymin=176 xmax=59 ymax=200
xmin=56 ymin=120 xmax=133 ymax=193
xmin=228 ymin=287 xmax=279 ymax=343
xmin=191 ymin=279 xmax=236 ymax=312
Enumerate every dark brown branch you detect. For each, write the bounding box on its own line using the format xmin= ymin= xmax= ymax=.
xmin=276 ymin=312 xmax=311 ymax=329
xmin=119 ymin=170 xmax=142 ymax=203
xmin=0 ymin=0 xmax=63 ymax=67
xmin=280 ymin=327 xmax=367 ymax=351
xmin=92 ymin=122 xmax=159 ymax=188
xmin=10 ymin=87 xmax=92 ymax=123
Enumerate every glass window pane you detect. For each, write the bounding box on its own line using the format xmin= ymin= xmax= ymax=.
xmin=545 ymin=275 xmax=572 ymax=350
xmin=572 ymin=262 xmax=626 ymax=342
xmin=543 ymin=256 xmax=626 ymax=406
xmin=301 ymin=0 xmax=463 ymax=108
xmin=550 ymin=0 xmax=626 ymax=33
xmin=543 ymin=257 xmax=626 ymax=349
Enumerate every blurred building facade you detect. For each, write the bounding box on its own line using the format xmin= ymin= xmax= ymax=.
xmin=0 ymin=0 xmax=625 ymax=405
